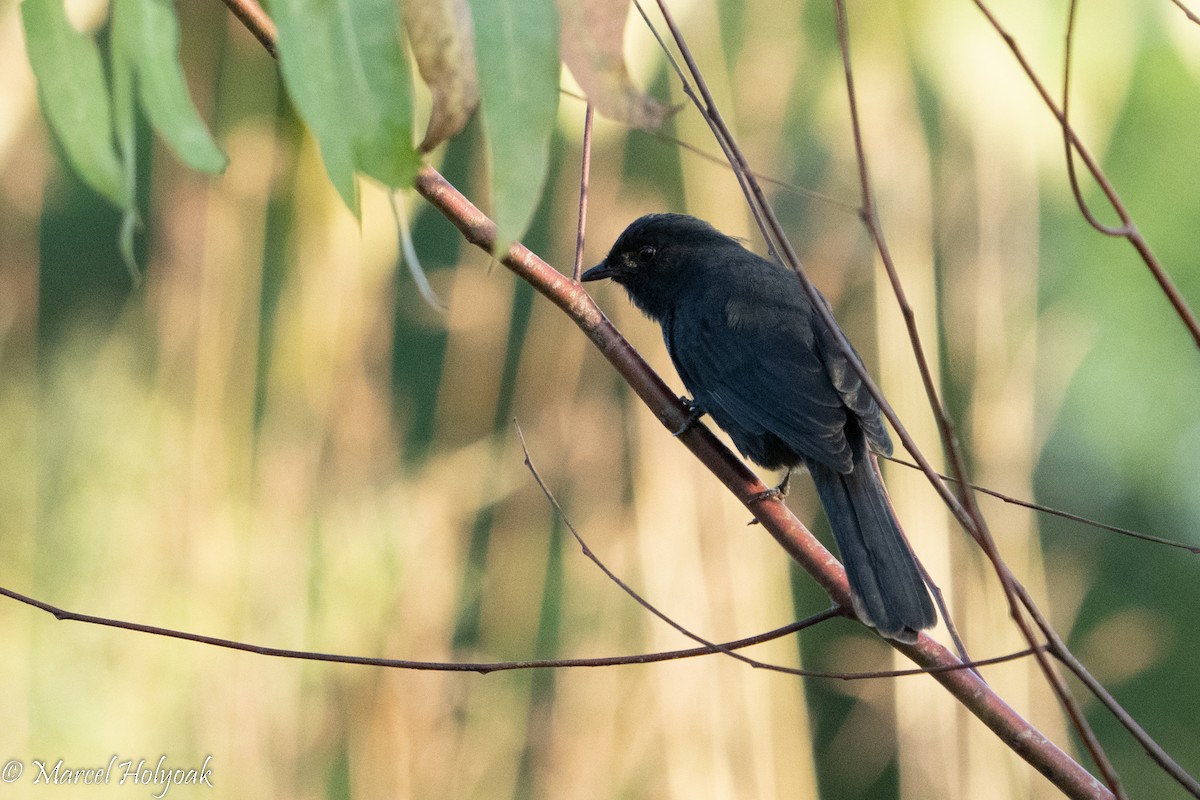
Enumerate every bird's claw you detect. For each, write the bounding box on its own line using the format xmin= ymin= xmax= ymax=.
xmin=746 ymin=473 xmax=791 ymax=524
xmin=750 ymin=473 xmax=790 ymax=503
xmin=670 ymin=397 xmax=705 ymax=437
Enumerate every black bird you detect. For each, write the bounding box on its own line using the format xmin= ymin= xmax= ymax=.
xmin=582 ymin=213 xmax=936 ymax=642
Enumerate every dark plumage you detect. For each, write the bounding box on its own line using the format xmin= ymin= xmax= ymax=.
xmin=583 ymin=213 xmax=936 ymax=641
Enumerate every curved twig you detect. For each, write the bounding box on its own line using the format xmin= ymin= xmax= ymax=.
xmin=973 ymin=0 xmax=1200 ymax=348
xmin=0 ymin=584 xmax=814 ymax=674
xmin=1061 ymin=0 xmax=1126 ymax=236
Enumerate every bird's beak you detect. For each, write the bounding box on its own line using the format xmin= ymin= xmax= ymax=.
xmin=580 ymin=261 xmax=615 ymax=282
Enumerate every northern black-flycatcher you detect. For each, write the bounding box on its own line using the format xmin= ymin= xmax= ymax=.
xmin=583 ymin=213 xmax=936 ymax=641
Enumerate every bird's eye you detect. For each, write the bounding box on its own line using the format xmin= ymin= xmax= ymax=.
xmin=635 ymin=245 xmax=656 ymax=263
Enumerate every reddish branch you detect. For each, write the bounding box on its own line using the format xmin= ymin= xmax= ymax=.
xmin=413 ymin=165 xmax=1110 ymax=800
xmin=643 ymin=0 xmax=1197 ymax=794
xmin=214 ymin=1 xmax=1120 ymax=797
xmin=823 ymin=0 xmax=1126 ymax=793
xmin=1172 ymin=0 xmax=1200 ymax=25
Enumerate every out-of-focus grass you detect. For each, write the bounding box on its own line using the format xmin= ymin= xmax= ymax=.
xmin=3 ymin=0 xmax=1200 ymax=797
xmin=0 ymin=13 xmax=822 ymax=791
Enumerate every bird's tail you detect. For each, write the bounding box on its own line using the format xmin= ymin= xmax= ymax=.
xmin=808 ymin=445 xmax=936 ymax=642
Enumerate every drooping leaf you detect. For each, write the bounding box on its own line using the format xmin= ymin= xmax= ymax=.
xmin=20 ymin=0 xmax=131 ymax=209
xmin=467 ymin=0 xmax=560 ymax=252
xmin=405 ymin=0 xmax=480 ymax=152
xmin=347 ymin=0 xmax=421 ymax=187
xmin=557 ymin=0 xmax=669 ymax=129
xmin=112 ymin=0 xmax=228 ymax=174
xmin=268 ymin=0 xmax=357 ymax=209
xmin=269 ymin=0 xmax=421 ymax=212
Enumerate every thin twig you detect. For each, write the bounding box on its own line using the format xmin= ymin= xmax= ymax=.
xmin=515 ymin=422 xmax=1052 ymax=681
xmin=630 ymin=0 xmax=778 ymax=257
xmin=918 ymin=560 xmax=975 ymax=675
xmin=562 ymin=89 xmax=858 ymax=212
xmin=572 ymin=104 xmax=594 ymax=282
xmin=515 ymin=420 xmax=831 ymax=676
xmin=880 ymin=454 xmax=1200 ymax=553
xmin=0 ymin=581 xmax=1048 ymax=681
xmin=0 ymin=584 xmax=812 ymax=674
xmin=972 ymin=0 xmax=1200 ymax=348
xmin=218 ymin=0 xmax=277 ymax=57
xmin=1061 ymin=0 xmax=1125 ymax=236
xmin=1171 ymin=0 xmax=1200 ymax=25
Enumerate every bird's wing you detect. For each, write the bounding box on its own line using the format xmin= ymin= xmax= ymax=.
xmin=810 ymin=301 xmax=893 ymax=456
xmin=668 ymin=286 xmax=856 ymax=473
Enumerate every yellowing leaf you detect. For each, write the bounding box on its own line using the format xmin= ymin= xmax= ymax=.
xmin=556 ymin=0 xmax=669 ymax=130
xmin=405 ymin=0 xmax=480 ymax=152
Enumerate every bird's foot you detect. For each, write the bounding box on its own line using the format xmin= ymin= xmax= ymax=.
xmin=746 ymin=473 xmax=790 ymax=525
xmin=751 ymin=472 xmax=790 ymax=502
xmin=670 ymin=397 xmax=705 ymax=437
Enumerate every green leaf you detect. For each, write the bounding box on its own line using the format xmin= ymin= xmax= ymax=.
xmin=269 ymin=0 xmax=421 ymax=212
xmin=468 ymin=0 xmax=560 ymax=252
xmin=347 ymin=0 xmax=422 ymax=186
xmin=20 ymin=0 xmax=131 ymax=209
xmin=112 ymin=0 xmax=228 ymax=174
xmin=269 ymin=0 xmax=358 ymax=209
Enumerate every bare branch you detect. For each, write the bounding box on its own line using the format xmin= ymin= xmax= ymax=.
xmin=571 ymin=104 xmax=594 ymax=282
xmin=517 ymin=421 xmax=1062 ymax=681
xmin=881 ymin=454 xmax=1200 ymax=553
xmin=973 ymin=0 xmax=1200 ymax=348
xmin=1171 ymin=0 xmax=1200 ymax=25
xmin=0 ymin=584 xmax=812 ymax=673
xmin=218 ymin=0 xmax=277 ymax=57
xmin=1060 ymin=0 xmax=1126 ymax=236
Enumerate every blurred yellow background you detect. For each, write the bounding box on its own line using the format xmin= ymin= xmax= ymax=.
xmin=2 ymin=0 xmax=1199 ymax=798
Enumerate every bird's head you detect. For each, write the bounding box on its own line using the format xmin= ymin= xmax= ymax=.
xmin=582 ymin=213 xmax=739 ymax=319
